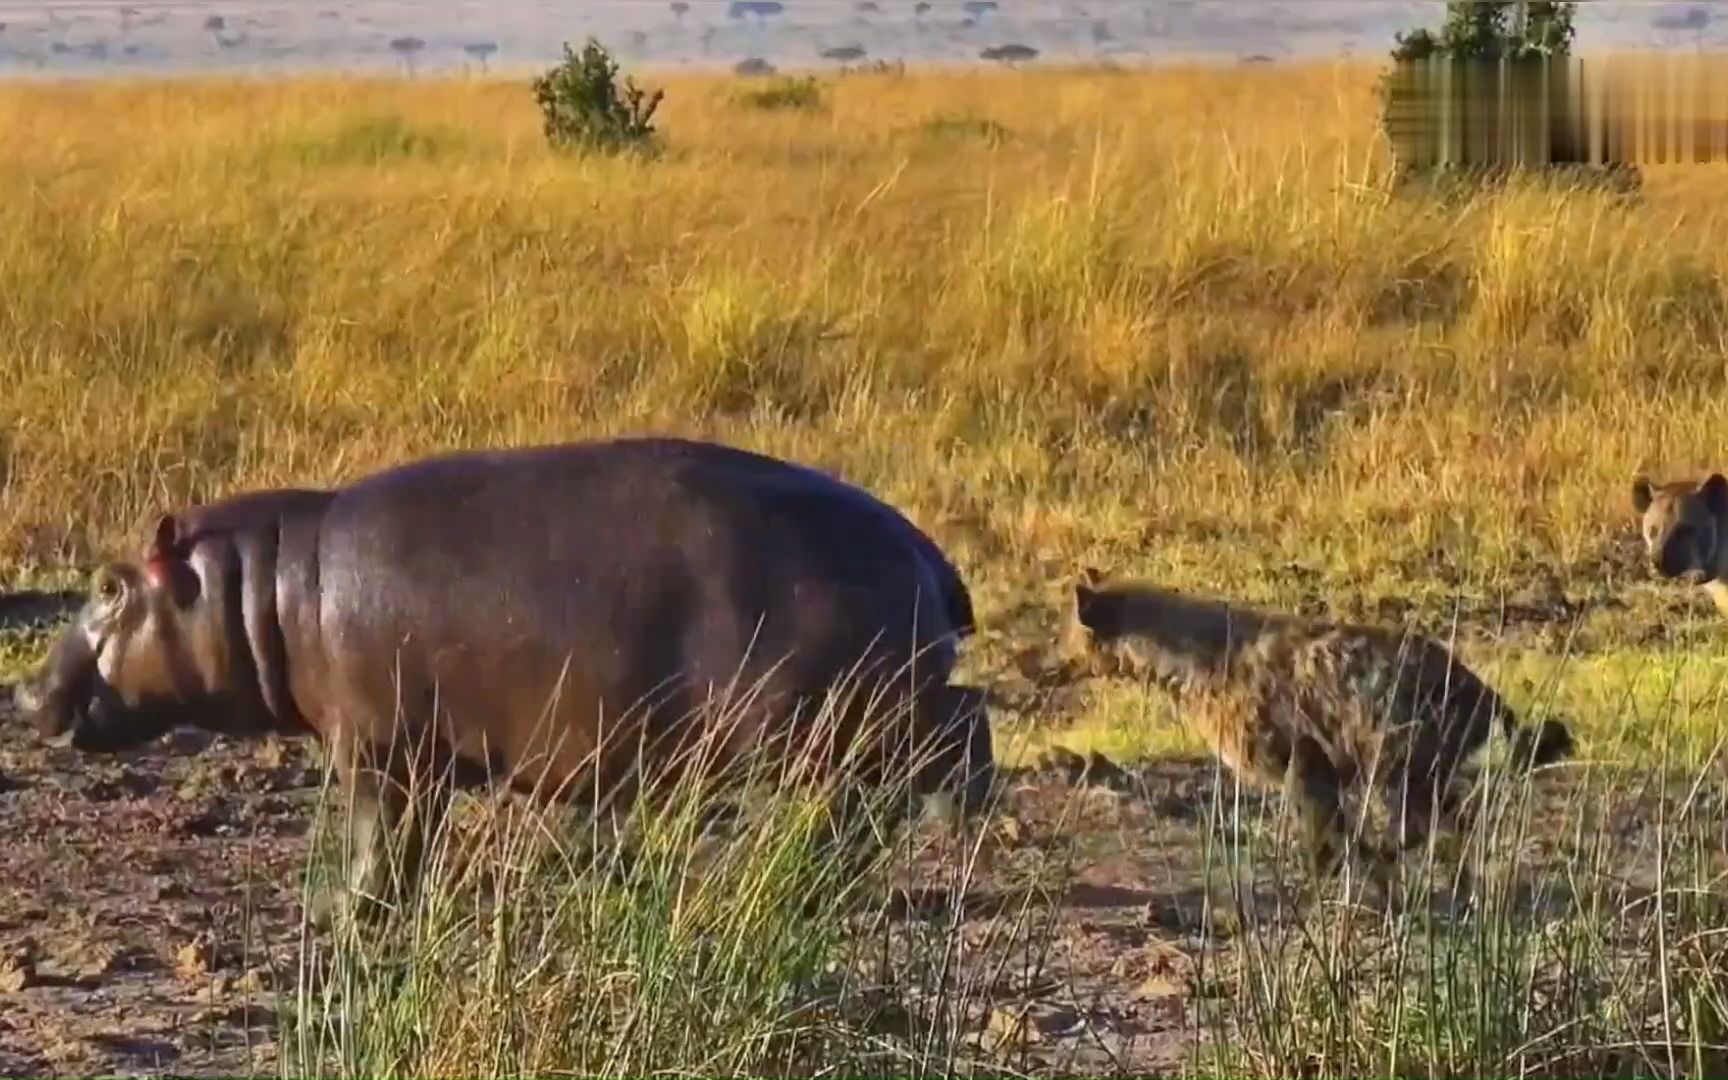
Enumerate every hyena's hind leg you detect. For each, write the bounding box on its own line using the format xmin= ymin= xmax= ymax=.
xmin=1389 ymin=694 xmax=1497 ymax=856
xmin=1282 ymin=735 xmax=1349 ymax=879
xmin=1283 ymin=736 xmax=1396 ymax=894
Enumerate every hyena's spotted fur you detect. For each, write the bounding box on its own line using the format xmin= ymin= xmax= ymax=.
xmin=1062 ymin=569 xmax=1574 ymax=884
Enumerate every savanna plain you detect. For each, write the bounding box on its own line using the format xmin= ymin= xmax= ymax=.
xmin=3 ymin=58 xmax=1728 ymax=1078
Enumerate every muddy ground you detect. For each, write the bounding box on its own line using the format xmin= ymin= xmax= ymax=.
xmin=0 ymin=586 xmax=1721 ymax=1078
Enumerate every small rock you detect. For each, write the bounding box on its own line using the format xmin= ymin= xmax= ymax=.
xmin=193 ymin=1001 xmax=273 ymax=1029
xmin=0 ymin=936 xmax=36 ymax=982
xmin=252 ymin=735 xmax=291 ymax=770
xmin=176 ymin=942 xmax=208 ymax=980
xmin=165 ymin=730 xmax=216 ymax=754
xmin=70 ymin=941 xmax=129 ymax=980
xmin=1135 ymin=974 xmax=1185 ymax=1000
xmin=982 ymin=1004 xmax=1037 ymax=1050
xmin=1033 ymin=1005 xmax=1086 ymax=1039
xmin=176 ymin=931 xmax=239 ymax=980
xmin=0 ymin=959 xmax=36 ymax=992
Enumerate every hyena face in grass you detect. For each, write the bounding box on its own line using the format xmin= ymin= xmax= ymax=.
xmin=1632 ymin=473 xmax=1728 ymax=616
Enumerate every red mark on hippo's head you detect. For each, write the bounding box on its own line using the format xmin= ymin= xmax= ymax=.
xmin=143 ymin=514 xmax=200 ymax=607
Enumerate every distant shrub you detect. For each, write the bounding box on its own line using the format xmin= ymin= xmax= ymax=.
xmin=530 ymin=38 xmax=664 ymax=154
xmin=733 ymin=75 xmax=825 ymax=111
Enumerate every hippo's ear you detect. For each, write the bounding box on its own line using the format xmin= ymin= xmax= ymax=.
xmin=146 ymin=514 xmax=180 ymax=563
xmin=1703 ymin=474 xmax=1728 ymax=517
xmin=143 ymin=514 xmax=200 ymax=607
xmin=1632 ymin=476 xmax=1654 ymax=515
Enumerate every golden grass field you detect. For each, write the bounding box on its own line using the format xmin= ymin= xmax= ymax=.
xmin=4 ymin=59 xmax=1728 ymax=764
xmin=5 ymin=59 xmax=1728 ymax=1078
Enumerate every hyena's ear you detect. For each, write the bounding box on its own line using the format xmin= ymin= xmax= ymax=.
xmin=1632 ymin=475 xmax=1655 ymax=515
xmin=1702 ymin=473 xmax=1728 ymax=517
xmin=1072 ymin=567 xmax=1108 ymax=628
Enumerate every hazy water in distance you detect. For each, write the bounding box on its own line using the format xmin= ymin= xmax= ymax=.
xmin=0 ymin=0 xmax=1724 ymax=78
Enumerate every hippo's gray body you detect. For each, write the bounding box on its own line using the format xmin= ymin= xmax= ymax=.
xmin=14 ymin=437 xmax=992 ymax=920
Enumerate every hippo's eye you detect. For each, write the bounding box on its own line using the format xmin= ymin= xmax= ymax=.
xmin=95 ymin=575 xmax=122 ymax=603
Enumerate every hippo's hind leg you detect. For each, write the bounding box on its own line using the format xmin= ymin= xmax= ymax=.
xmin=914 ymin=683 xmax=997 ymax=829
xmin=815 ymin=782 xmax=903 ymax=888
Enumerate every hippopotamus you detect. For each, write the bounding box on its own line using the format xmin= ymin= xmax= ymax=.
xmin=11 ymin=437 xmax=994 ymax=922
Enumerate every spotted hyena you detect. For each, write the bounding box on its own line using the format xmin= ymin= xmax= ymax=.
xmin=1061 ymin=569 xmax=1573 ymax=885
xmin=1632 ymin=473 xmax=1728 ymax=616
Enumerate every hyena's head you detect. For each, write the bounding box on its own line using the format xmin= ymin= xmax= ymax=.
xmin=1059 ymin=567 xmax=1196 ymax=685
xmin=1058 ymin=567 xmax=1120 ymax=673
xmin=1632 ymin=473 xmax=1728 ymax=583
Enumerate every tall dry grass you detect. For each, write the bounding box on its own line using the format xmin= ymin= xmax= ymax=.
xmin=1 ymin=62 xmax=1724 ymax=627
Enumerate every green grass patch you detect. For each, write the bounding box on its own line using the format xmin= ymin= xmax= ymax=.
xmin=917 ymin=112 xmax=1011 ymax=144
xmin=270 ymin=114 xmax=470 ymax=167
xmin=732 ymin=76 xmax=826 ymax=112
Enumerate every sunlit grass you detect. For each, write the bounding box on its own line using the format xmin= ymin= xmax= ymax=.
xmin=5 ymin=58 xmax=1728 ymax=1078
xmin=3 ymin=63 xmax=1726 ymax=627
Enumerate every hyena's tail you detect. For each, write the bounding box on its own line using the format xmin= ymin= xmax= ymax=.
xmin=1508 ymin=717 xmax=1575 ymax=772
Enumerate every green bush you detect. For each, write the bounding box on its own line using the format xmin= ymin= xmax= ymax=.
xmin=1377 ymin=1 xmax=1581 ymax=181
xmin=530 ymin=38 xmax=664 ymax=154
xmin=1387 ymin=0 xmax=1576 ymax=63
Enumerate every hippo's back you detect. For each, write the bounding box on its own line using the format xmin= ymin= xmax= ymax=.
xmin=301 ymin=438 xmax=971 ymax=782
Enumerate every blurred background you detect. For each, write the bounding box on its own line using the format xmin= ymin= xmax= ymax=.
xmin=0 ymin=0 xmax=1722 ymax=78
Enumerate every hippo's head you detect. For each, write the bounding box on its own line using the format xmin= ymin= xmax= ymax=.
xmin=13 ymin=516 xmax=229 ymax=753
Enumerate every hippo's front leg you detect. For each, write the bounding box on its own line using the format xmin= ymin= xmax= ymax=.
xmin=310 ymin=736 xmax=452 ymax=930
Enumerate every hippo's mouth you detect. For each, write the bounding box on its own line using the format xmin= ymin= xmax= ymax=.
xmin=19 ymin=678 xmax=179 ymax=754
xmin=62 ymin=694 xmax=181 ymax=753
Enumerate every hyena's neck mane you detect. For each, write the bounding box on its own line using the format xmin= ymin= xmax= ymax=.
xmin=1101 ymin=585 xmax=1282 ymax=688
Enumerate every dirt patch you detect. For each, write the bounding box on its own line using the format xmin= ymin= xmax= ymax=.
xmin=0 ymin=637 xmax=1719 ymax=1076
